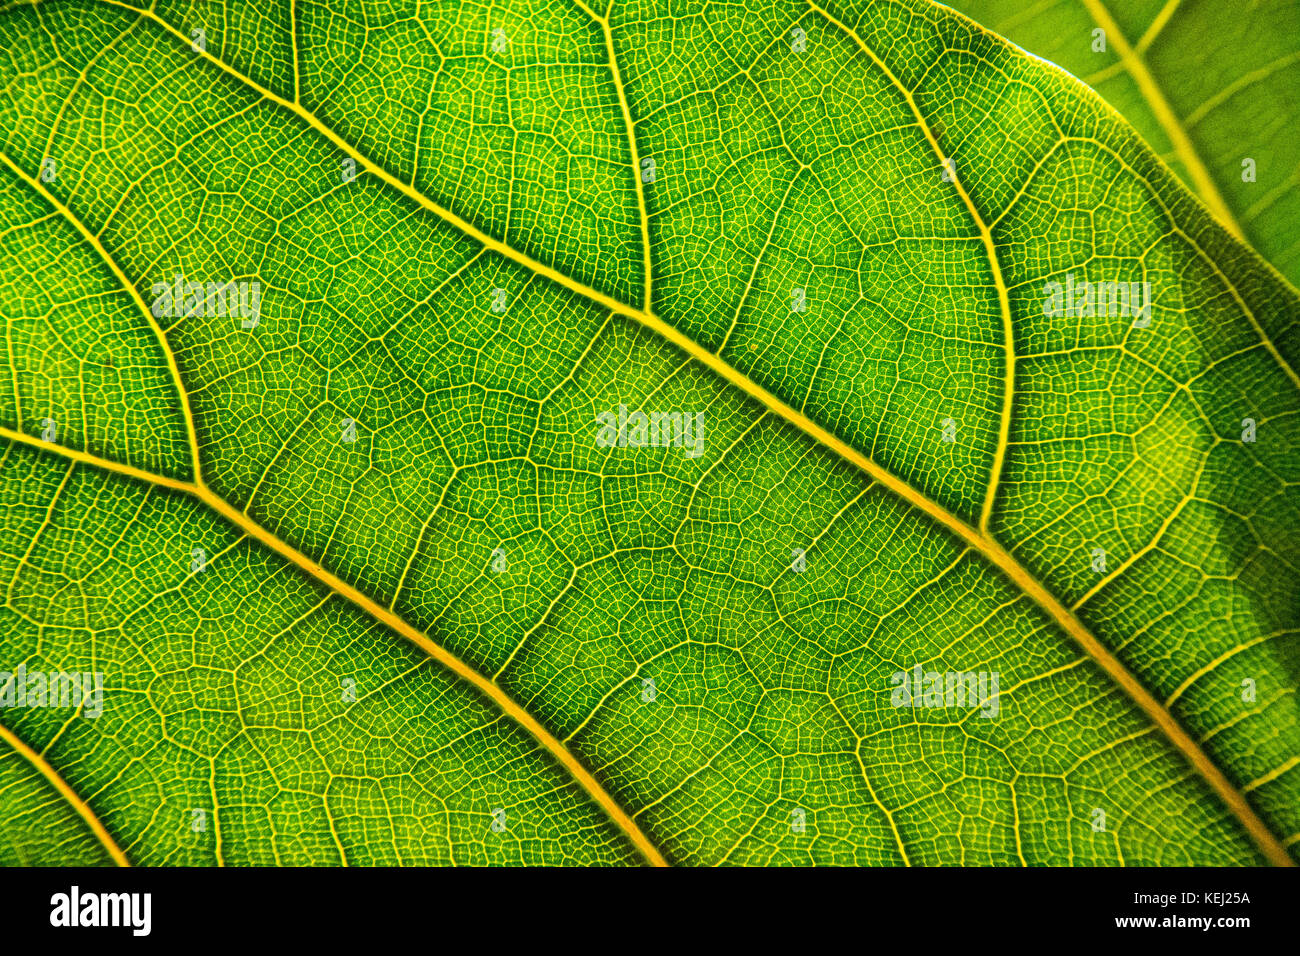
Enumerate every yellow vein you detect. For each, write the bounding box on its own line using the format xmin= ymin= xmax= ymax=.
xmin=805 ymin=0 xmax=1016 ymax=536
xmin=1079 ymin=0 xmax=1244 ymax=240
xmin=1164 ymin=633 xmax=1274 ymax=709
xmin=1242 ymin=756 xmax=1299 ymax=795
xmin=0 ymin=425 xmax=667 ymax=868
xmin=1184 ymin=51 xmax=1300 ymax=130
xmin=0 ymin=718 xmax=130 ymax=866
xmin=1135 ymin=0 xmax=1182 ymax=55
xmin=572 ymin=0 xmax=654 ymax=310
xmin=0 ymin=150 xmax=203 ymax=483
xmin=289 ymin=0 xmax=300 ymax=104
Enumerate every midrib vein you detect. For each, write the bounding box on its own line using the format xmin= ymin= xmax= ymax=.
xmin=0 ymin=425 xmax=668 ymax=868
xmin=21 ymin=0 xmax=1293 ymax=867
xmin=0 ymin=717 xmax=130 ymax=866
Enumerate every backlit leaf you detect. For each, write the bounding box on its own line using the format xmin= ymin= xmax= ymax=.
xmin=0 ymin=0 xmax=1296 ymax=866
xmin=949 ymin=0 xmax=1300 ymax=286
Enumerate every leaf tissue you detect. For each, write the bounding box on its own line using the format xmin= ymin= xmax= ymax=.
xmin=0 ymin=0 xmax=1296 ymax=867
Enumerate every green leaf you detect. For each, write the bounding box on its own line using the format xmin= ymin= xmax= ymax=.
xmin=0 ymin=0 xmax=1297 ymax=866
xmin=947 ymin=0 xmax=1300 ymax=287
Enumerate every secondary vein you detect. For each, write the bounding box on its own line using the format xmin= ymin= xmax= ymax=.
xmin=0 ymin=718 xmax=130 ymax=866
xmin=804 ymin=0 xmax=1017 ymax=534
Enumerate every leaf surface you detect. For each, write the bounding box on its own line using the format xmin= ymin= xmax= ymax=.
xmin=0 ymin=0 xmax=1297 ymax=866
